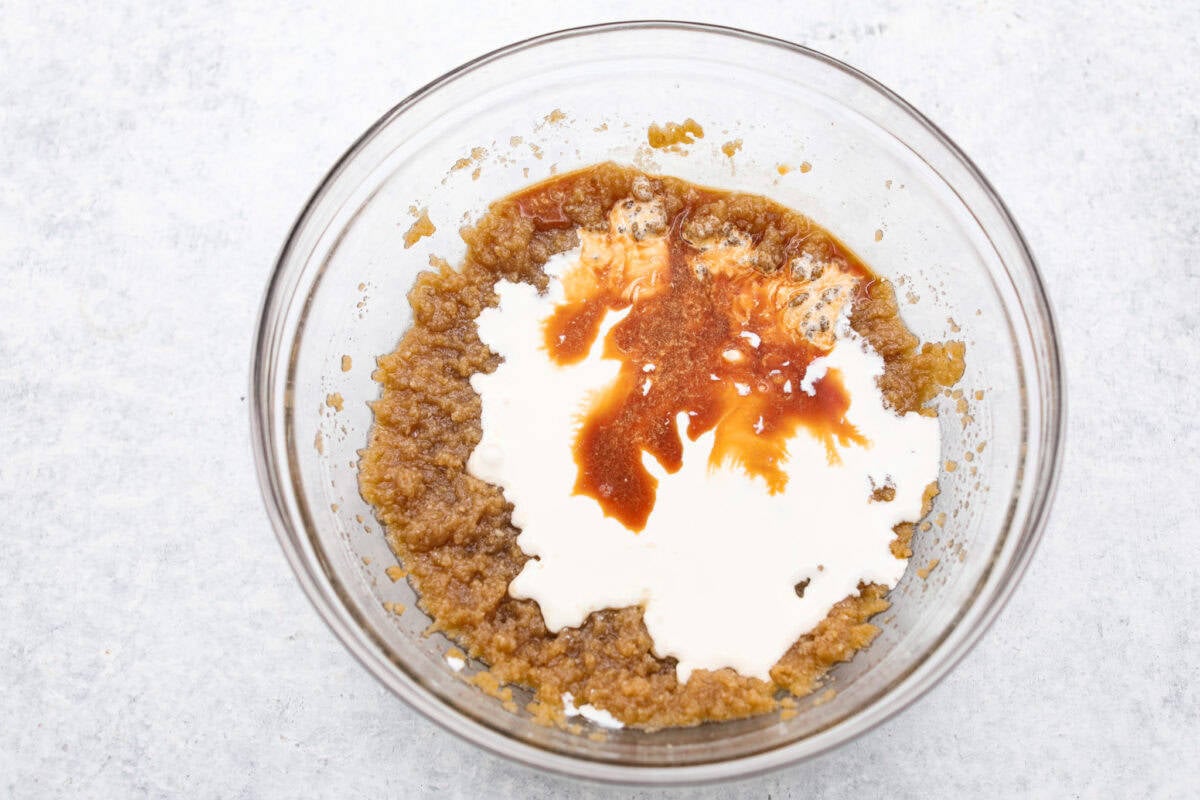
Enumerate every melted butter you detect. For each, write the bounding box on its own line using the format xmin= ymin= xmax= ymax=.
xmin=541 ymin=200 xmax=870 ymax=530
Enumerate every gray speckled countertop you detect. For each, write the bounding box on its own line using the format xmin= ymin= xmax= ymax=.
xmin=3 ymin=2 xmax=1198 ymax=797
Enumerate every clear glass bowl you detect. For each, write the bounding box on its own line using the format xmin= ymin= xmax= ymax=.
xmin=251 ymin=21 xmax=1064 ymax=784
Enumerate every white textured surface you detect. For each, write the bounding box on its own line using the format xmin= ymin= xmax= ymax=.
xmin=2 ymin=1 xmax=1197 ymax=796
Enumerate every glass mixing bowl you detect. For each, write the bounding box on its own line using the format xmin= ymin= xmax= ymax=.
xmin=251 ymin=21 xmax=1063 ymax=784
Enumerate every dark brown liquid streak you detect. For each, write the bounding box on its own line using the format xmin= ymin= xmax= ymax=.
xmin=544 ymin=208 xmax=868 ymax=531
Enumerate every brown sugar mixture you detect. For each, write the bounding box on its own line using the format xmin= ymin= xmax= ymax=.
xmin=359 ymin=163 xmax=964 ymax=729
xmin=646 ymin=118 xmax=704 ymax=149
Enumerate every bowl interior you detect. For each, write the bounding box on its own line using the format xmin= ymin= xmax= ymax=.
xmin=259 ymin=24 xmax=1055 ymax=780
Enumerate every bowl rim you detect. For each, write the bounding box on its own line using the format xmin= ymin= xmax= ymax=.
xmin=250 ymin=19 xmax=1065 ymax=785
